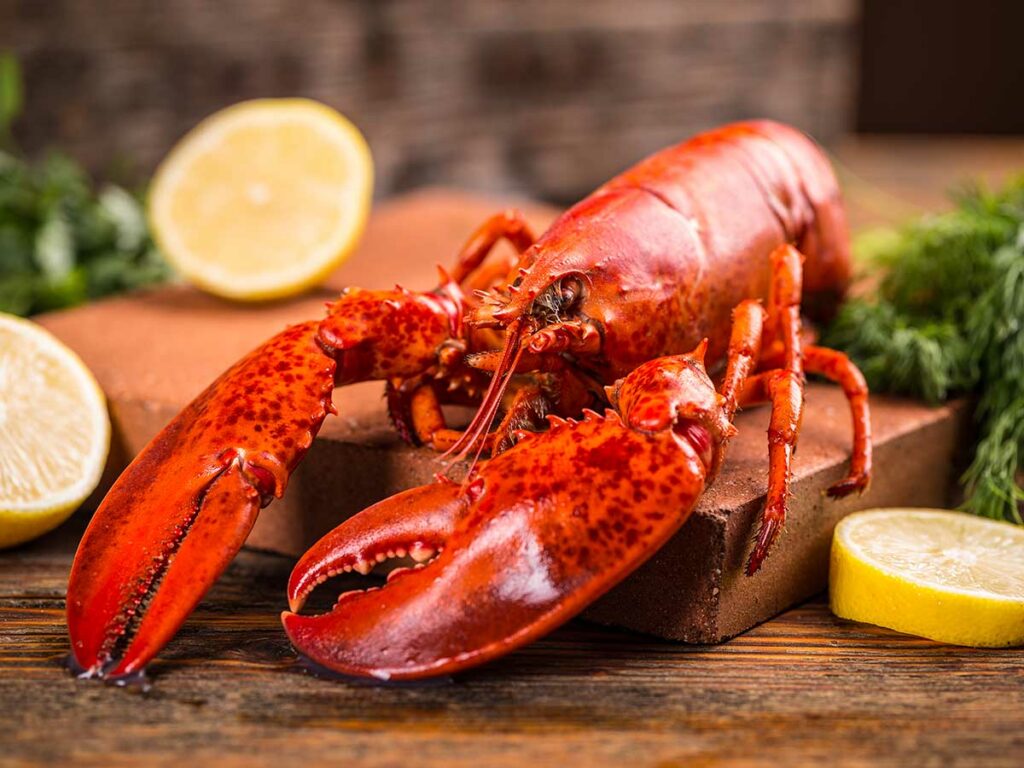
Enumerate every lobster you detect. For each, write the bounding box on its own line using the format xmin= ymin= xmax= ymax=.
xmin=66 ymin=119 xmax=872 ymax=683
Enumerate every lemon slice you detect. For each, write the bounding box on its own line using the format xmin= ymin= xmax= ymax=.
xmin=830 ymin=508 xmax=1024 ymax=646
xmin=0 ymin=314 xmax=110 ymax=549
xmin=149 ymin=99 xmax=373 ymax=301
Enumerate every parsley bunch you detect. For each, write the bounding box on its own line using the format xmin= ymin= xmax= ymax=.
xmin=824 ymin=178 xmax=1024 ymax=523
xmin=0 ymin=53 xmax=170 ymax=317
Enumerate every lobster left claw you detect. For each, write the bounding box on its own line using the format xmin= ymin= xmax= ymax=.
xmin=283 ymin=348 xmax=718 ymax=681
xmin=67 ymin=272 xmax=492 ymax=681
xmin=67 ymin=322 xmax=337 ymax=680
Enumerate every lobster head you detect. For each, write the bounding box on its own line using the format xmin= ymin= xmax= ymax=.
xmin=452 ymin=241 xmax=638 ymax=456
xmin=320 ymin=281 xmax=464 ymax=384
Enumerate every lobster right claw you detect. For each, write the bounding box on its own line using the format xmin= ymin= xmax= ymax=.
xmin=286 ymin=480 xmax=469 ymax=612
xmin=283 ymin=408 xmax=709 ymax=681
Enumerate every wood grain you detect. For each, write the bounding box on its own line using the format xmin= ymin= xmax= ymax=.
xmin=3 ymin=518 xmax=1022 ymax=768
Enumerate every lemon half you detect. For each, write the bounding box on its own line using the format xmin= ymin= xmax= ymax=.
xmin=149 ymin=99 xmax=373 ymax=301
xmin=830 ymin=508 xmax=1024 ymax=647
xmin=0 ymin=314 xmax=110 ymax=548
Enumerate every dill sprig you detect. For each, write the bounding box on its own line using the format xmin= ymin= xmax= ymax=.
xmin=823 ymin=176 xmax=1024 ymax=524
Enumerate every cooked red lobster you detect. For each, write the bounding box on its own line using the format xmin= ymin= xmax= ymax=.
xmin=67 ymin=120 xmax=871 ymax=682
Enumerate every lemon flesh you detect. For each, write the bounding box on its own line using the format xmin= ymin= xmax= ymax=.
xmin=830 ymin=508 xmax=1024 ymax=647
xmin=0 ymin=314 xmax=110 ymax=548
xmin=149 ymin=99 xmax=373 ymax=301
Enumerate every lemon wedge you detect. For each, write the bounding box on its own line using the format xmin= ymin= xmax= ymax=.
xmin=0 ymin=314 xmax=110 ymax=548
xmin=830 ymin=508 xmax=1024 ymax=647
xmin=149 ymin=99 xmax=373 ymax=301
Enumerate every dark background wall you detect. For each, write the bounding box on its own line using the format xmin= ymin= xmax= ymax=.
xmin=858 ymin=0 xmax=1024 ymax=135
xmin=1 ymin=0 xmax=857 ymax=203
xmin=7 ymin=1 xmax=1023 ymax=204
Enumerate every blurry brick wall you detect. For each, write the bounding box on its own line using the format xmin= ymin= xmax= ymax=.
xmin=2 ymin=0 xmax=857 ymax=203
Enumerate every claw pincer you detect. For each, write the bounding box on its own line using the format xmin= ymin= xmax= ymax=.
xmin=283 ymin=347 xmax=721 ymax=680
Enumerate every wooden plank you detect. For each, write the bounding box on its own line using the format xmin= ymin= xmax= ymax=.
xmin=2 ymin=521 xmax=1022 ymax=767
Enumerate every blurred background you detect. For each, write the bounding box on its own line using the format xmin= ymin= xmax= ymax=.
xmin=3 ymin=0 xmax=1022 ymax=206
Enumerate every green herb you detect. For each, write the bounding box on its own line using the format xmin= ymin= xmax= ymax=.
xmin=0 ymin=53 xmax=23 ymax=148
xmin=0 ymin=52 xmax=170 ymax=317
xmin=823 ymin=177 xmax=1024 ymax=524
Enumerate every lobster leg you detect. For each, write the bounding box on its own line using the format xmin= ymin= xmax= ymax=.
xmin=734 ymin=245 xmax=806 ymax=575
xmin=385 ymin=379 xmax=449 ymax=448
xmin=719 ymin=300 xmax=767 ymax=420
xmin=450 ymin=210 xmax=536 ymax=287
xmin=803 ymin=346 xmax=872 ymax=496
xmin=736 ymin=348 xmax=872 ymax=498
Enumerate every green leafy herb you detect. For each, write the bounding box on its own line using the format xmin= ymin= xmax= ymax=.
xmin=823 ymin=177 xmax=1024 ymax=524
xmin=0 ymin=54 xmax=171 ymax=316
xmin=0 ymin=52 xmax=23 ymax=145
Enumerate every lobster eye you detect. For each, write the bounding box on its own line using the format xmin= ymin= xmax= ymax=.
xmin=559 ymin=276 xmax=584 ymax=308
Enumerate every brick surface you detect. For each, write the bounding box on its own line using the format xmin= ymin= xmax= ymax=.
xmin=37 ymin=189 xmax=965 ymax=642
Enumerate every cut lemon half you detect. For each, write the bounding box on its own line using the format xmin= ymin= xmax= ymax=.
xmin=149 ymin=99 xmax=373 ymax=301
xmin=830 ymin=508 xmax=1024 ymax=647
xmin=0 ymin=314 xmax=110 ymax=549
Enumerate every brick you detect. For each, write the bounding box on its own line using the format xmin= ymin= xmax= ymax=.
xmin=37 ymin=189 xmax=967 ymax=642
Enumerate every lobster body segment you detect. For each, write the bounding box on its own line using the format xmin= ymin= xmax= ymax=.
xmin=476 ymin=121 xmax=849 ymax=383
xmin=453 ymin=121 xmax=852 ymax=461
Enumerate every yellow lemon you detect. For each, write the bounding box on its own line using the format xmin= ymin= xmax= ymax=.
xmin=830 ymin=508 xmax=1024 ymax=647
xmin=0 ymin=314 xmax=110 ymax=548
xmin=149 ymin=99 xmax=373 ymax=301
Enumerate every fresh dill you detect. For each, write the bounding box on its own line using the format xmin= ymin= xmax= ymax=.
xmin=823 ymin=177 xmax=1024 ymax=524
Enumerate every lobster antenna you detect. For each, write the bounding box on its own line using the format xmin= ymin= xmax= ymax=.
xmin=463 ymin=339 xmax=527 ymax=477
xmin=443 ymin=316 xmax=527 ymax=464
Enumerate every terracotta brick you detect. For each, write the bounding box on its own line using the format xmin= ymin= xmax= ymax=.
xmin=37 ymin=190 xmax=967 ymax=642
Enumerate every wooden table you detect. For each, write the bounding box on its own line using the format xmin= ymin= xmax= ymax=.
xmin=4 ymin=137 xmax=1024 ymax=767
xmin=5 ymin=515 xmax=1023 ymax=767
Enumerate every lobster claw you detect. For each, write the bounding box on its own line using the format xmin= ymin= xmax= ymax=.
xmin=286 ymin=480 xmax=468 ymax=610
xmin=283 ymin=408 xmax=709 ymax=681
xmin=67 ymin=322 xmax=336 ymax=680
